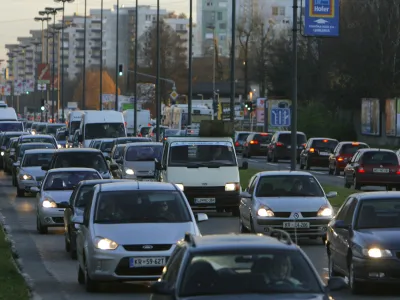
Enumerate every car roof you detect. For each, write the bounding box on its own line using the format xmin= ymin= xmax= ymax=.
xmin=79 ymin=179 xmax=131 ymax=186
xmin=54 ymin=148 xmax=102 ymax=153
xmin=354 ymin=191 xmax=400 ymax=200
xmin=20 ymin=142 xmax=55 ymax=147
xmin=187 ymin=234 xmax=297 ymax=252
xmin=3 ymin=131 xmax=28 ymax=135
xmin=116 ymin=137 xmax=147 ymax=140
xmin=338 ymin=141 xmax=368 ymax=145
xmin=20 ymin=134 xmax=53 ymax=138
xmin=275 ymin=131 xmax=305 ymax=135
xmin=255 ymin=170 xmax=314 ymax=177
xmin=97 ymin=181 xmax=177 ymax=192
xmin=309 ymin=137 xmax=338 ymax=141
xmin=358 ymin=148 xmax=394 ymax=153
xmin=166 ymin=137 xmax=233 ymax=142
xmin=24 ymin=149 xmax=56 ymax=154
xmin=125 ymin=142 xmax=163 ymax=147
xmin=47 ymin=167 xmax=99 ymax=173
xmin=99 ymin=139 xmax=115 ymax=142
xmin=46 ymin=123 xmax=64 ymax=126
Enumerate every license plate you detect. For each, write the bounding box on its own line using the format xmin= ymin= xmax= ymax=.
xmin=319 ymin=152 xmax=329 ymax=156
xmin=373 ymin=168 xmax=389 ymax=173
xmin=287 ymin=145 xmax=291 ymax=149
xmin=261 ymin=144 xmax=268 ymax=147
xmin=194 ymin=198 xmax=216 ymax=204
xmin=129 ymin=257 xmax=166 ymax=268
xmin=283 ymin=222 xmax=310 ymax=228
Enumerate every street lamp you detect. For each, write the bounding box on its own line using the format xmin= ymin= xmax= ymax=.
xmin=155 ymin=0 xmax=161 ymax=141
xmin=31 ymin=40 xmax=42 ymax=115
xmin=34 ymin=16 xmax=51 ymax=63
xmin=82 ymin=0 xmax=87 ymax=110
xmin=39 ymin=10 xmax=55 ymax=63
xmin=54 ymin=0 xmax=74 ymax=122
xmin=187 ymin=0 xmax=193 ymax=126
xmin=229 ymin=0 xmax=236 ymax=121
xmin=115 ymin=0 xmax=120 ymax=111
xmin=100 ymin=0 xmax=104 ymax=110
xmin=133 ymin=0 xmax=138 ymax=133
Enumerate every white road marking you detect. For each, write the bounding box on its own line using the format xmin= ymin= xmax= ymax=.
xmin=336 ymin=176 xmax=344 ymax=178
xmin=313 ymin=171 xmax=325 ymax=174
xmin=267 ymin=163 xmax=278 ymax=166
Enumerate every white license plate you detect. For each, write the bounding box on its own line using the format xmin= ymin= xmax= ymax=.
xmin=319 ymin=152 xmax=329 ymax=156
xmin=194 ymin=198 xmax=216 ymax=204
xmin=283 ymin=222 xmax=310 ymax=228
xmin=373 ymin=168 xmax=389 ymax=173
xmin=261 ymin=144 xmax=268 ymax=147
xmin=142 ymin=178 xmax=156 ymax=181
xmin=129 ymin=257 xmax=166 ymax=268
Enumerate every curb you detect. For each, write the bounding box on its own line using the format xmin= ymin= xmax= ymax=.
xmin=0 ymin=212 xmax=42 ymax=300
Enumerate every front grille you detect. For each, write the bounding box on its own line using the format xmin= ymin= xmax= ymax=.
xmin=301 ymin=212 xmax=318 ymax=218
xmin=115 ymin=257 xmax=167 ymax=276
xmin=184 ymin=186 xmax=225 ymax=195
xmin=274 ymin=212 xmax=291 ymax=218
xmin=52 ymin=217 xmax=64 ymax=223
xmin=123 ymin=244 xmax=172 ymax=251
xmin=272 ymin=212 xmax=318 ymax=218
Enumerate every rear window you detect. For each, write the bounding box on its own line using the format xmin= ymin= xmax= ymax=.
xmin=362 ymin=151 xmax=398 ymax=165
xmin=278 ymin=133 xmax=306 ymax=144
xmin=53 ymin=152 xmax=108 ymax=173
xmin=254 ymin=134 xmax=271 ymax=143
xmin=125 ymin=145 xmax=163 ymax=161
xmin=100 ymin=141 xmax=114 ymax=152
xmin=341 ymin=144 xmax=368 ymax=154
xmin=237 ymin=133 xmax=250 ymax=141
xmin=311 ymin=139 xmax=338 ymax=150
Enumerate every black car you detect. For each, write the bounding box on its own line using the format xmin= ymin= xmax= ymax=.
xmin=327 ymin=191 xmax=400 ymax=293
xmin=299 ymin=138 xmax=338 ymax=170
xmin=234 ymin=131 xmax=251 ymax=153
xmin=150 ymin=232 xmax=346 ymax=299
xmin=242 ymin=133 xmax=271 ymax=157
xmin=267 ymin=131 xmax=307 ymax=162
xmin=0 ymin=131 xmax=28 ymax=169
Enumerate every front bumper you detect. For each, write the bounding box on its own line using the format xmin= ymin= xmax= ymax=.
xmin=353 ymin=255 xmax=400 ymax=283
xmin=86 ymin=246 xmax=173 ymax=281
xmin=255 ymin=218 xmax=331 ymax=237
xmin=183 ymin=186 xmax=240 ymax=209
xmin=17 ymin=179 xmax=39 ymax=191
xmin=38 ymin=207 xmax=65 ymax=227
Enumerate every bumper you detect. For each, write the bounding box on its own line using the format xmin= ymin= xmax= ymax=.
xmin=235 ymin=146 xmax=244 ymax=153
xmin=38 ymin=207 xmax=65 ymax=227
xmin=249 ymin=146 xmax=268 ymax=156
xmin=255 ymin=218 xmax=330 ymax=237
xmin=308 ymin=156 xmax=330 ymax=167
xmin=275 ymin=148 xmax=303 ymax=159
xmin=184 ymin=187 xmax=240 ymax=209
xmin=17 ymin=179 xmax=39 ymax=191
xmin=86 ymin=247 xmax=173 ymax=281
xmin=356 ymin=174 xmax=400 ymax=186
xmin=353 ymin=255 xmax=400 ymax=283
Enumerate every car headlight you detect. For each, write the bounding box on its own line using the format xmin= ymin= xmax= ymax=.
xmin=94 ymin=237 xmax=119 ymax=250
xmin=317 ymin=206 xmax=333 ymax=217
xmin=20 ymin=174 xmax=33 ymax=180
xmin=257 ymin=206 xmax=274 ymax=217
xmin=225 ymin=182 xmax=240 ymax=191
xmin=175 ymin=183 xmax=184 ymax=191
xmin=0 ymin=152 xmax=4 ymax=156
xmin=42 ymin=199 xmax=57 ymax=208
xmin=125 ymin=168 xmax=134 ymax=175
xmin=362 ymin=248 xmax=392 ymax=258
xmin=57 ymin=144 xmax=62 ymax=149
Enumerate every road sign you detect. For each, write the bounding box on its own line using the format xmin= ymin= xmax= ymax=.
xmin=304 ymin=0 xmax=339 ymax=37
xmin=37 ymin=83 xmax=46 ymax=91
xmin=271 ymin=108 xmax=291 ymax=126
xmin=37 ymin=63 xmax=51 ymax=83
xmin=170 ymin=91 xmax=178 ymax=100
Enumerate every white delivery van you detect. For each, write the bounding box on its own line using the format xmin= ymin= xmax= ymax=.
xmin=0 ymin=108 xmax=23 ymax=132
xmin=156 ymin=137 xmax=248 ymax=216
xmin=123 ymin=109 xmax=151 ymax=135
xmin=78 ymin=111 xmax=126 ymax=147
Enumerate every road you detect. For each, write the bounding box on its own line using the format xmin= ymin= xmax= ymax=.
xmin=0 ymin=163 xmax=398 ymax=300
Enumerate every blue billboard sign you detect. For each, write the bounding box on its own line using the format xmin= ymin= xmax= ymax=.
xmin=304 ymin=0 xmax=339 ymax=37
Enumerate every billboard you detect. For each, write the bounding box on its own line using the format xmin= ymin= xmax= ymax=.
xmin=385 ymin=99 xmax=396 ymax=136
xmin=361 ymin=98 xmax=380 ymax=136
xmin=256 ymin=98 xmax=266 ymax=125
xmin=304 ymin=0 xmax=340 ymax=37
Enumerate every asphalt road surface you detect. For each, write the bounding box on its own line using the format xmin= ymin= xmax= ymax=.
xmin=0 ymin=165 xmax=398 ymax=300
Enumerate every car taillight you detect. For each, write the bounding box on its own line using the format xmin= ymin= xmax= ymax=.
xmin=302 ymin=143 xmax=306 ymax=147
xmin=396 ymin=167 xmax=400 ymax=174
xmin=358 ymin=166 xmax=365 ymax=173
xmin=276 ymin=142 xmax=283 ymax=146
xmin=235 ymin=141 xmax=239 ymax=146
xmin=309 ymin=148 xmax=315 ymax=153
xmin=250 ymin=140 xmax=258 ymax=145
xmin=337 ymin=157 xmax=344 ymax=161
xmin=138 ymin=133 xmax=142 ymax=137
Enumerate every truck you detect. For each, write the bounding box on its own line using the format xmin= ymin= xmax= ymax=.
xmin=122 ymin=109 xmax=151 ymax=135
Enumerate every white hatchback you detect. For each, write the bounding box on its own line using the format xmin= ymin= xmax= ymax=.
xmin=73 ymin=181 xmax=207 ymax=292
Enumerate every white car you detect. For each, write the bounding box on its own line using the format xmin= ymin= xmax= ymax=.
xmin=73 ymin=181 xmax=208 ymax=292
xmin=34 ymin=167 xmax=102 ymax=234
xmin=16 ymin=149 xmax=56 ymax=197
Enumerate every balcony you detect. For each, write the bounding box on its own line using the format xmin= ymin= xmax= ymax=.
xmin=76 ymin=37 xmax=85 ymax=41
xmin=76 ymin=53 xmax=84 ymax=58
xmin=90 ymin=36 xmax=101 ymax=41
xmin=75 ymin=43 xmax=84 ymax=49
xmin=25 ymin=71 xmax=34 ymax=75
xmin=91 ymin=45 xmax=101 ymax=50
xmin=91 ymin=28 xmax=101 ymax=32
xmin=91 ymin=53 xmax=101 ymax=59
xmin=76 ymin=28 xmax=85 ymax=32
xmin=92 ymin=19 xmax=101 ymax=23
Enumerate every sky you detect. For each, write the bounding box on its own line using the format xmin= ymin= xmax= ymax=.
xmin=0 ymin=0 xmax=190 ymax=64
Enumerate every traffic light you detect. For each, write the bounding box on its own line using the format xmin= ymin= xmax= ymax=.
xmin=245 ymin=101 xmax=252 ymax=112
xmin=41 ymin=99 xmax=45 ymax=111
xmin=118 ymin=64 xmax=123 ymax=76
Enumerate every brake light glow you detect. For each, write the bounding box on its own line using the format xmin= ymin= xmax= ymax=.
xmin=302 ymin=143 xmax=306 ymax=147
xmin=151 ymin=133 xmax=154 ymax=137
xmin=352 ymin=142 xmax=359 ymax=146
xmin=358 ymin=166 xmax=365 ymax=173
xmin=250 ymin=140 xmax=259 ymax=145
xmin=235 ymin=141 xmax=239 ymax=146
xmin=323 ymin=139 xmax=328 ymax=143
xmin=396 ymin=167 xmax=400 ymax=174
xmin=337 ymin=157 xmax=344 ymax=161
xmin=309 ymin=148 xmax=315 ymax=153
xmin=260 ymin=133 xmax=268 ymax=136
xmin=276 ymin=142 xmax=283 ymax=146
xmin=164 ymin=137 xmax=167 ymax=140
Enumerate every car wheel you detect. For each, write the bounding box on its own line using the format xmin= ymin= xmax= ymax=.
xmin=334 ymin=165 xmax=340 ymax=176
xmin=36 ymin=216 xmax=48 ymax=234
xmin=349 ymin=260 xmax=363 ymax=294
xmin=16 ymin=187 xmax=24 ymax=197
xmin=85 ymin=259 xmax=99 ymax=292
xmin=353 ymin=177 xmax=361 ymax=190
xmin=78 ymin=265 xmax=85 ymax=284
xmin=327 ymin=252 xmax=341 ymax=277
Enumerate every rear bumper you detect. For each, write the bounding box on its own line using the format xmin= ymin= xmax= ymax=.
xmin=183 ymin=186 xmax=240 ymax=209
xmin=308 ymin=156 xmax=330 ymax=167
xmin=356 ymin=174 xmax=400 ymax=185
xmin=274 ymin=147 xmax=303 ymax=159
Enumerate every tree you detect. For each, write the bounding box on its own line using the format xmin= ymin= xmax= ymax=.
xmin=73 ymin=69 xmax=119 ymax=110
xmin=178 ymin=13 xmax=187 ymax=19
xmin=167 ymin=11 xmax=177 ymax=18
xmin=139 ymin=20 xmax=187 ymax=102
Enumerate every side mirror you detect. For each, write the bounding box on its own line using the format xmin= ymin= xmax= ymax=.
xmin=155 ymin=159 xmax=161 ymax=170
xmin=30 ymin=186 xmax=40 ymax=193
xmin=327 ymin=277 xmax=347 ymax=291
xmin=240 ymin=161 xmax=248 ymax=170
xmin=110 ymin=164 xmax=119 ymax=171
xmin=196 ymin=213 xmax=208 ymax=222
xmin=78 ymin=134 xmax=83 ymax=142
xmin=326 ymin=191 xmax=337 ymax=198
xmin=13 ymin=161 xmax=20 ymax=167
xmin=150 ymin=281 xmax=174 ymax=295
xmin=240 ymin=191 xmax=252 ymax=198
xmin=332 ymin=220 xmax=348 ymax=229
xmin=41 ymin=164 xmax=49 ymax=171
xmin=71 ymin=215 xmax=84 ymax=225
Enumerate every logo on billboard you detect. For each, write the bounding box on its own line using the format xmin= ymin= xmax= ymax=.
xmin=309 ymin=0 xmax=335 ymax=18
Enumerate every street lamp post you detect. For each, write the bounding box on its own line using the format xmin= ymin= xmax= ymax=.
xmin=39 ymin=10 xmax=55 ymax=64
xmin=155 ymin=0 xmax=161 ymax=141
xmin=100 ymin=0 xmax=104 ymax=110
xmin=54 ymin=0 xmax=74 ymax=122
xmin=115 ymin=0 xmax=120 ymax=111
xmin=31 ymin=40 xmax=41 ymax=115
xmin=133 ymin=0 xmax=138 ymax=134
xmin=187 ymin=0 xmax=193 ymax=125
xmin=290 ymin=0 xmax=298 ymax=170
xmin=34 ymin=17 xmax=51 ymax=63
xmin=230 ymin=0 xmax=236 ymax=122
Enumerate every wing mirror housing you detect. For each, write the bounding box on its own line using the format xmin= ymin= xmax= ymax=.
xmin=332 ymin=220 xmax=349 ymax=229
xmin=240 ymin=191 xmax=252 ymax=198
xmin=13 ymin=161 xmax=20 ymax=167
xmin=326 ymin=191 xmax=337 ymax=198
xmin=195 ymin=213 xmax=208 ymax=222
xmin=30 ymin=186 xmax=40 ymax=193
xmin=110 ymin=164 xmax=119 ymax=171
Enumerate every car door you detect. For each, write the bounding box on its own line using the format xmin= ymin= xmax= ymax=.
xmin=344 ymin=151 xmax=360 ymax=181
xmin=240 ymin=175 xmax=258 ymax=228
xmin=65 ymin=186 xmax=79 ymax=235
xmin=76 ymin=200 xmax=92 ymax=266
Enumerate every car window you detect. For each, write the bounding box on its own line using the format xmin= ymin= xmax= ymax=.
xmin=336 ymin=197 xmax=353 ymax=220
xmin=113 ymin=145 xmax=126 ymax=159
xmin=18 ymin=143 xmax=55 ymax=158
xmin=255 ymin=175 xmax=324 ymax=197
xmin=53 ymin=152 xmax=108 ymax=173
xmin=343 ymin=198 xmax=357 ymax=225
xmin=341 ymin=143 xmax=368 ymax=154
xmin=254 ymin=134 xmax=271 ymax=143
xmin=350 ymin=152 xmax=360 ymax=163
xmin=21 ymin=137 xmax=55 ymax=145
xmin=361 ymin=151 xmax=398 ymax=165
xmin=125 ymin=145 xmax=162 ymax=161
xmin=43 ymin=171 xmax=101 ymax=190
xmin=163 ymin=246 xmax=186 ymax=282
xmin=356 ymin=199 xmax=400 ymax=229
xmin=75 ymin=185 xmax=95 ymax=208
xmin=248 ymin=176 xmax=258 ymax=194
xmin=179 ymin=251 xmax=322 ymax=297
xmin=100 ymin=141 xmax=114 ymax=152
xmin=22 ymin=153 xmax=54 ymax=167
xmin=311 ymin=139 xmax=338 ymax=150
xmin=94 ymin=190 xmax=191 ymax=223
xmin=237 ymin=133 xmax=250 ymax=141
xmin=277 ymin=133 xmax=306 ymax=144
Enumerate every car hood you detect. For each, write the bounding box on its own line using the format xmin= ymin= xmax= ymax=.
xmin=179 ymin=294 xmax=327 ymax=300
xmin=42 ymin=190 xmax=74 ymax=203
xmin=93 ymin=222 xmax=198 ymax=245
xmin=19 ymin=166 xmax=46 ymax=178
xmin=357 ymin=228 xmax=400 ymax=249
xmin=124 ymin=161 xmax=155 ymax=175
xmin=256 ymin=197 xmax=328 ymax=212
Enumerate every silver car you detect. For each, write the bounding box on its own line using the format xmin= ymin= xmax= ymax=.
xmin=16 ymin=149 xmax=56 ymax=197
xmin=34 ymin=168 xmax=102 ymax=234
xmin=118 ymin=142 xmax=163 ymax=181
xmin=239 ymin=171 xmax=337 ymax=242
xmin=73 ymin=181 xmax=208 ymax=292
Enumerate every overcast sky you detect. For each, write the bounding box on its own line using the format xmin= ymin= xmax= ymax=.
xmin=0 ymin=0 xmax=190 ymax=65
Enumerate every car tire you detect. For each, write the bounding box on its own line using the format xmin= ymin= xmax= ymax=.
xmin=334 ymin=165 xmax=340 ymax=176
xmin=78 ymin=265 xmax=85 ymax=284
xmin=349 ymin=260 xmax=363 ymax=294
xmin=16 ymin=187 xmax=24 ymax=197
xmin=85 ymin=259 xmax=99 ymax=292
xmin=239 ymin=215 xmax=249 ymax=233
xmin=36 ymin=216 xmax=48 ymax=234
xmin=299 ymin=159 xmax=305 ymax=170
xmin=327 ymin=252 xmax=341 ymax=277
xmin=305 ymin=160 xmax=311 ymax=170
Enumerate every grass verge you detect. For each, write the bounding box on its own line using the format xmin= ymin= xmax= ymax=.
xmin=0 ymin=226 xmax=30 ymax=300
xmin=240 ymin=169 xmax=356 ymax=208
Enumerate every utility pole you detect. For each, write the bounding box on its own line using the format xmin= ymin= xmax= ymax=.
xmin=229 ymin=0 xmax=236 ymax=121
xmin=115 ymin=0 xmax=120 ymax=111
xmin=290 ymin=0 xmax=298 ymax=171
xmin=82 ymin=0 xmax=87 ymax=109
xmin=100 ymin=0 xmax=103 ymax=110
xmin=261 ymin=23 xmax=268 ymax=132
xmin=155 ymin=0 xmax=161 ymax=142
xmin=134 ymin=0 xmax=138 ymax=134
xmin=187 ymin=0 xmax=193 ymax=125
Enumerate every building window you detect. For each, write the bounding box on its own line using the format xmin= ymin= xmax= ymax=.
xmin=219 ymin=23 xmax=226 ymax=29
xmin=146 ymin=15 xmax=151 ymax=21
xmin=219 ymin=34 xmax=226 ymax=41
xmin=279 ymin=7 xmax=285 ymax=15
xmin=206 ymin=1 xmax=213 ymax=6
xmin=272 ymin=6 xmax=278 ymax=16
xmin=217 ymin=12 xmax=223 ymax=20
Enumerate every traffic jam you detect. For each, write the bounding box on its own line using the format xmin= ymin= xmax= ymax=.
xmin=1 ymin=107 xmax=399 ymax=297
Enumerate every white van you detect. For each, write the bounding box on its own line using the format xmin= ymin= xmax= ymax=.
xmin=78 ymin=111 xmax=126 ymax=147
xmin=155 ymin=137 xmax=248 ymax=216
xmin=0 ymin=108 xmax=23 ymax=132
xmin=123 ymin=109 xmax=151 ymax=135
xmin=66 ymin=111 xmax=84 ymax=137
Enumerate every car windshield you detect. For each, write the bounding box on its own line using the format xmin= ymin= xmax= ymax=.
xmin=21 ymin=137 xmax=55 ymax=145
xmin=93 ymin=141 xmax=101 ymax=149
xmin=19 ymin=143 xmax=55 ymax=158
xmin=46 ymin=125 xmax=64 ymax=134
xmin=113 ymin=145 xmax=126 ymax=159
xmin=31 ymin=124 xmax=38 ymax=130
xmin=179 ymin=250 xmax=322 ymax=297
xmin=70 ymin=121 xmax=80 ymax=134
xmin=85 ymin=123 xmax=125 ymax=139
xmin=169 ymin=141 xmax=237 ymax=167
xmin=53 ymin=152 xmax=108 ymax=173
xmin=362 ymin=151 xmax=398 ymax=165
xmin=356 ymin=199 xmax=400 ymax=229
xmin=341 ymin=144 xmax=368 ymax=154
xmin=237 ymin=133 xmax=250 ymax=141
xmin=36 ymin=124 xmax=46 ymax=133
xmin=255 ymin=175 xmax=324 ymax=197
xmin=278 ymin=134 xmax=306 ymax=145
xmin=75 ymin=185 xmax=95 ymax=208
xmin=0 ymin=122 xmax=23 ymax=132
xmin=100 ymin=141 xmax=114 ymax=152
xmin=311 ymin=140 xmax=338 ymax=150
xmin=43 ymin=171 xmax=101 ymax=190
xmin=125 ymin=145 xmax=162 ymax=161
xmin=25 ymin=122 xmax=33 ymax=129
xmin=94 ymin=190 xmax=191 ymax=223
xmin=164 ymin=129 xmax=182 ymax=136
xmin=22 ymin=153 xmax=54 ymax=167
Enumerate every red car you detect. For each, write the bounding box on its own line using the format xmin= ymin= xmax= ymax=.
xmin=328 ymin=142 xmax=369 ymax=175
